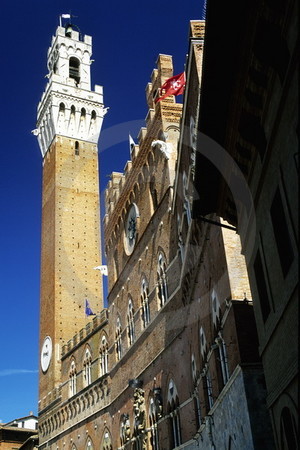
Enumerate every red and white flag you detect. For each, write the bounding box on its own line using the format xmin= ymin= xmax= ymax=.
xmin=155 ymin=72 xmax=186 ymax=103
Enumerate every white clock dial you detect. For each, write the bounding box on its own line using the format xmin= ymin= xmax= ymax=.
xmin=124 ymin=203 xmax=139 ymax=255
xmin=41 ymin=336 xmax=52 ymax=373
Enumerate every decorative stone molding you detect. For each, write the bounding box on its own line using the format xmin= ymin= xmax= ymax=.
xmin=39 ymin=376 xmax=109 ymax=440
xmin=151 ymin=139 xmax=173 ymax=159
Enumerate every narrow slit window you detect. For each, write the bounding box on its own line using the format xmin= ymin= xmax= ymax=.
xmin=75 ymin=141 xmax=79 ymax=156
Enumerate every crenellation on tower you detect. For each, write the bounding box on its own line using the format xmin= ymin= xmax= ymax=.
xmin=103 ymin=56 xmax=183 ymax=297
xmin=35 ymin=24 xmax=105 ymax=158
xmin=147 ymin=55 xmax=174 ymax=106
xmin=189 ymin=19 xmax=206 ymax=39
xmin=105 ymin=172 xmax=125 ymax=219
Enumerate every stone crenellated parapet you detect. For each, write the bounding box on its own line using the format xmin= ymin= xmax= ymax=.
xmin=38 ymin=386 xmax=62 ymax=413
xmin=105 ymin=172 xmax=125 ymax=219
xmin=34 ymin=24 xmax=106 ymax=158
xmin=61 ymin=309 xmax=108 ymax=358
xmin=190 ymin=20 xmax=205 ymax=39
xmin=104 ymin=54 xmax=183 ymax=241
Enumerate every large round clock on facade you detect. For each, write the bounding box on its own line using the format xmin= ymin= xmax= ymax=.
xmin=124 ymin=203 xmax=139 ymax=255
xmin=41 ymin=336 xmax=52 ymax=373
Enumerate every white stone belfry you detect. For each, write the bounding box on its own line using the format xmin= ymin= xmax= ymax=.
xmin=35 ymin=24 xmax=105 ymax=157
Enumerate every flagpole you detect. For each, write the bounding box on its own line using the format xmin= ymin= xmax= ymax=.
xmin=59 ymin=15 xmax=62 ymax=27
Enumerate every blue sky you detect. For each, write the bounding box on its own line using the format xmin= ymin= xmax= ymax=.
xmin=0 ymin=0 xmax=203 ymax=423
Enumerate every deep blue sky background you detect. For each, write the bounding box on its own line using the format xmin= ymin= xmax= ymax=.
xmin=0 ymin=0 xmax=203 ymax=423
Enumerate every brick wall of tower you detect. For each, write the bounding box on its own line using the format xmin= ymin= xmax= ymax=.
xmin=39 ymin=136 xmax=103 ymax=402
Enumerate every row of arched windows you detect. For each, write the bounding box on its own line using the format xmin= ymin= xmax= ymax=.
xmin=69 ymin=432 xmax=112 ymax=450
xmin=58 ymin=103 xmax=97 ymax=122
xmin=191 ymin=324 xmax=230 ymax=416
xmin=115 ymin=252 xmax=168 ymax=361
xmin=106 ymin=132 xmax=172 ymax=256
xmin=68 ymin=337 xmax=108 ymax=397
xmin=57 ymin=102 xmax=97 ymax=140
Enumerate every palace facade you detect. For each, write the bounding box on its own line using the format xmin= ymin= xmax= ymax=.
xmin=35 ymin=3 xmax=297 ymax=449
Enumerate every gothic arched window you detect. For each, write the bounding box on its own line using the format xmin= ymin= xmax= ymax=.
xmin=69 ymin=359 xmax=77 ymax=397
xmin=113 ymin=249 xmax=119 ymax=280
xmin=215 ymin=333 xmax=230 ymax=387
xmin=203 ymin=368 xmax=214 ymax=412
xmin=157 ymin=252 xmax=168 ymax=308
xmin=99 ymin=335 xmax=108 ymax=376
xmin=85 ymin=437 xmax=94 ymax=450
xmin=167 ymin=380 xmax=181 ymax=448
xmin=101 ymin=428 xmax=113 ymax=450
xmin=150 ymin=176 xmax=158 ymax=211
xmin=127 ymin=297 xmax=135 ymax=346
xmin=83 ymin=347 xmax=92 ymax=387
xmin=149 ymin=389 xmax=162 ymax=450
xmin=58 ymin=103 xmax=66 ymax=133
xmin=141 ymin=277 xmax=150 ymax=328
xmin=120 ymin=413 xmax=130 ymax=446
xmin=69 ymin=57 xmax=80 ymax=84
xmin=115 ymin=317 xmax=122 ymax=361
xmin=280 ymin=407 xmax=298 ymax=450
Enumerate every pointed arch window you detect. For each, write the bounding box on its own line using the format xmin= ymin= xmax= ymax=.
xmin=113 ymin=249 xmax=119 ymax=280
xmin=89 ymin=110 xmax=97 ymax=135
xmin=150 ymin=176 xmax=158 ymax=211
xmin=141 ymin=278 xmax=150 ymax=328
xmin=215 ymin=333 xmax=230 ymax=386
xmin=127 ymin=297 xmax=135 ymax=346
xmin=120 ymin=413 xmax=130 ymax=447
xmin=167 ymin=380 xmax=181 ymax=448
xmin=115 ymin=317 xmax=122 ymax=361
xmin=280 ymin=407 xmax=298 ymax=450
xmin=157 ymin=252 xmax=168 ymax=308
xmin=85 ymin=437 xmax=94 ymax=450
xmin=99 ymin=335 xmax=108 ymax=376
xmin=69 ymin=57 xmax=80 ymax=84
xmin=101 ymin=428 xmax=113 ymax=450
xmin=149 ymin=389 xmax=162 ymax=450
xmin=69 ymin=359 xmax=77 ymax=397
xmin=203 ymin=369 xmax=214 ymax=411
xmin=58 ymin=103 xmax=66 ymax=133
xmin=83 ymin=347 xmax=92 ymax=387
xmin=199 ymin=326 xmax=207 ymax=359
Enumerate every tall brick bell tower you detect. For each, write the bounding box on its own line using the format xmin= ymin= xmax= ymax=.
xmin=34 ymin=21 xmax=106 ymax=404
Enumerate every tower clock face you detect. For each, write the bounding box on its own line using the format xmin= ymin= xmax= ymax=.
xmin=41 ymin=336 xmax=52 ymax=373
xmin=124 ymin=204 xmax=139 ymax=255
